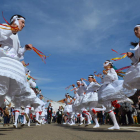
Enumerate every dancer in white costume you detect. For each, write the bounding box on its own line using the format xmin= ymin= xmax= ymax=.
xmin=81 ymin=76 xmax=105 ymax=128
xmin=12 ymin=66 xmax=36 ymax=128
xmin=69 ymin=92 xmax=81 ymax=126
xmin=72 ymin=81 xmax=86 ymax=126
xmin=63 ymin=93 xmax=73 ymax=125
xmin=0 ymin=14 xmax=33 ymax=107
xmin=35 ymin=95 xmax=46 ymax=126
xmin=39 ymin=95 xmax=47 ymax=125
xmin=123 ymin=24 xmax=140 ymax=89
xmin=98 ymin=60 xmax=135 ymax=130
xmin=98 ymin=61 xmax=120 ymax=130
xmin=21 ymin=71 xmax=38 ymax=127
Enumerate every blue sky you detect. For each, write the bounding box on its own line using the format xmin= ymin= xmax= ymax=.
xmin=0 ymin=0 xmax=140 ymax=101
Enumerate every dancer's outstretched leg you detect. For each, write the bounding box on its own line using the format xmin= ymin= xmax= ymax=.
xmin=108 ymin=110 xmax=120 ymax=130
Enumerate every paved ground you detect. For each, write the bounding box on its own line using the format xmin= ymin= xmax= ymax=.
xmin=0 ymin=123 xmax=140 ymax=140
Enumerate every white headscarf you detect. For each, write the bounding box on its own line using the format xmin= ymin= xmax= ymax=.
xmin=88 ymin=75 xmax=95 ymax=79
xmin=10 ymin=15 xmax=25 ymax=28
xmin=77 ymin=80 xmax=81 ymax=84
xmin=131 ymin=25 xmax=140 ymax=50
xmin=103 ymin=60 xmax=113 ymax=67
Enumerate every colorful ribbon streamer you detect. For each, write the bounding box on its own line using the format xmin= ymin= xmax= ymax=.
xmin=111 ymin=49 xmax=119 ymax=54
xmin=111 ymin=49 xmax=126 ymax=55
xmin=116 ymin=66 xmax=130 ymax=72
xmin=83 ymin=79 xmax=88 ymax=81
xmin=32 ymin=47 xmax=49 ymax=63
xmin=65 ymin=85 xmax=72 ymax=90
xmin=111 ymin=54 xmax=127 ymax=61
xmin=111 ymin=49 xmax=127 ymax=61
xmin=70 ymin=88 xmax=76 ymax=91
xmin=0 ymin=12 xmax=19 ymax=31
xmin=0 ymin=26 xmax=11 ymax=30
xmin=24 ymin=63 xmax=29 ymax=67
xmin=117 ymin=73 xmax=124 ymax=78
xmin=117 ymin=71 xmax=126 ymax=74
xmin=28 ymin=75 xmax=37 ymax=80
xmin=26 ymin=74 xmax=37 ymax=81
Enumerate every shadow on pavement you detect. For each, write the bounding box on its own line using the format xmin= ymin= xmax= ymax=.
xmin=54 ymin=124 xmax=137 ymax=133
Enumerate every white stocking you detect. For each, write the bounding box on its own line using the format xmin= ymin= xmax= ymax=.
xmin=14 ymin=111 xmax=19 ymax=125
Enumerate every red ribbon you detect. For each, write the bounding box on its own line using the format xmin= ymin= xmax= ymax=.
xmin=24 ymin=63 xmax=29 ymax=67
xmin=65 ymin=85 xmax=72 ymax=90
xmin=1 ymin=12 xmax=19 ymax=30
xmin=32 ymin=47 xmax=48 ymax=63
xmin=13 ymin=110 xmax=20 ymax=113
xmin=116 ymin=66 xmax=130 ymax=72
xmin=39 ymin=111 xmax=42 ymax=115
xmin=111 ymin=49 xmax=125 ymax=55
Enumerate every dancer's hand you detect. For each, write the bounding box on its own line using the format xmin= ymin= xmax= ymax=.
xmin=25 ymin=44 xmax=33 ymax=50
xmin=103 ymin=70 xmax=107 ymax=75
xmin=81 ymin=78 xmax=84 ymax=81
xmin=72 ymin=84 xmax=75 ymax=87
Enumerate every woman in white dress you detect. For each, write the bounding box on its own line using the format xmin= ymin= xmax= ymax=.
xmin=81 ymin=75 xmax=103 ymax=128
xmin=72 ymin=81 xmax=86 ymax=126
xmin=98 ymin=60 xmax=121 ymax=130
xmin=21 ymin=71 xmax=38 ymax=127
xmin=13 ymin=69 xmax=37 ymax=128
xmin=63 ymin=93 xmax=73 ymax=125
xmin=98 ymin=60 xmax=136 ymax=130
xmin=0 ymin=14 xmax=33 ymax=106
xmin=123 ymin=25 xmax=140 ymax=89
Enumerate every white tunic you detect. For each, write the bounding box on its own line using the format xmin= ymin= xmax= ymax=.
xmin=34 ymin=98 xmax=45 ymax=113
xmin=40 ymin=101 xmax=47 ymax=117
xmin=123 ymin=44 xmax=140 ymax=89
xmin=73 ymin=86 xmax=85 ymax=107
xmin=81 ymin=80 xmax=100 ymax=104
xmin=0 ymin=25 xmax=30 ymax=101
xmin=98 ymin=68 xmax=136 ymax=104
xmin=64 ymin=97 xmax=73 ymax=113
xmin=101 ymin=68 xmax=118 ymax=84
xmin=0 ymin=25 xmax=26 ymax=60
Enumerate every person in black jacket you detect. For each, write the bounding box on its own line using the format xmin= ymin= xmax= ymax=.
xmin=57 ymin=106 xmax=63 ymax=124
xmin=47 ymin=103 xmax=53 ymax=124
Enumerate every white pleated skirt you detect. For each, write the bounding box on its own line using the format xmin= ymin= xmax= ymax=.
xmin=73 ymin=96 xmax=81 ymax=107
xmin=81 ymin=92 xmax=98 ymax=104
xmin=98 ymin=80 xmax=136 ymax=104
xmin=123 ymin=63 xmax=140 ymax=89
xmin=0 ymin=57 xmax=31 ymax=99
xmin=64 ymin=105 xmax=73 ymax=113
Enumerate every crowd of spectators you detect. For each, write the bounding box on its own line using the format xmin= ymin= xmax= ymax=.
xmin=53 ymin=97 xmax=140 ymax=126
xmin=0 ymin=96 xmax=140 ymax=126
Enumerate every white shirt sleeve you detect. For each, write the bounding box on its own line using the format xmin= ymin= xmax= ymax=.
xmin=106 ymin=68 xmax=118 ymax=81
xmin=130 ymin=56 xmax=138 ymax=64
xmin=0 ymin=26 xmax=13 ymax=41
xmin=18 ymin=47 xmax=26 ymax=60
xmin=82 ymin=80 xmax=88 ymax=88
xmin=93 ymin=82 xmax=101 ymax=89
